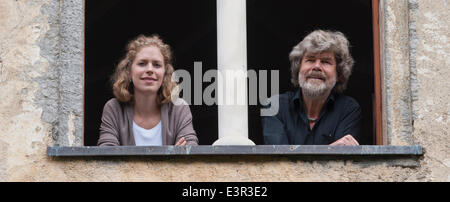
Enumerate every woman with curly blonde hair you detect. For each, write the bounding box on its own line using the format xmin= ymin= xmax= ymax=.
xmin=98 ymin=35 xmax=198 ymax=146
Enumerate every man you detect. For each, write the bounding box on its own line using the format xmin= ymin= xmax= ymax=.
xmin=262 ymin=30 xmax=361 ymax=145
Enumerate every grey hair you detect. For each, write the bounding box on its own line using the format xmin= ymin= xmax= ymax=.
xmin=289 ymin=30 xmax=354 ymax=93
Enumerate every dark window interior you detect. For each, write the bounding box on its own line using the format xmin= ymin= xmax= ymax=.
xmin=85 ymin=0 xmax=374 ymax=146
xmin=247 ymin=0 xmax=375 ymax=145
xmin=85 ymin=0 xmax=218 ymax=145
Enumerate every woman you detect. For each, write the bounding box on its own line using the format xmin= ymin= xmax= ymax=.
xmin=97 ymin=35 xmax=198 ymax=146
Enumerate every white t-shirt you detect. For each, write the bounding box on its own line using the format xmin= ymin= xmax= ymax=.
xmin=133 ymin=121 xmax=162 ymax=146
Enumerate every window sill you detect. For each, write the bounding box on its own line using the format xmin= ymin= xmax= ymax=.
xmin=47 ymin=145 xmax=422 ymax=157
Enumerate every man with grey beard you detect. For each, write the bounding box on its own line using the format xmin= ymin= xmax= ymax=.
xmin=262 ymin=30 xmax=361 ymax=145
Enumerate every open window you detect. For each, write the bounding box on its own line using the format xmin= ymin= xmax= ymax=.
xmin=84 ymin=0 xmax=218 ymax=145
xmin=47 ymin=0 xmax=423 ymax=157
xmin=247 ymin=0 xmax=379 ymax=145
xmin=84 ymin=0 xmax=380 ymax=146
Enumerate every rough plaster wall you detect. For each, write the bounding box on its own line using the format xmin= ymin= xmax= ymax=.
xmin=410 ymin=0 xmax=450 ymax=181
xmin=43 ymin=156 xmax=422 ymax=182
xmin=0 ymin=0 xmax=448 ymax=182
xmin=0 ymin=0 xmax=56 ymax=181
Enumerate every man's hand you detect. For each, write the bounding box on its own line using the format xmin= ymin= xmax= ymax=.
xmin=175 ymin=137 xmax=187 ymax=146
xmin=330 ymin=134 xmax=359 ymax=146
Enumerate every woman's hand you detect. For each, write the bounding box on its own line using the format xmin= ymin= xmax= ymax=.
xmin=175 ymin=137 xmax=187 ymax=146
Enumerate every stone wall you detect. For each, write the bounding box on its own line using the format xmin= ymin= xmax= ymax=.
xmin=0 ymin=0 xmax=448 ymax=181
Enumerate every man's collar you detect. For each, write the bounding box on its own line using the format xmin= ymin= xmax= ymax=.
xmin=293 ymin=88 xmax=302 ymax=104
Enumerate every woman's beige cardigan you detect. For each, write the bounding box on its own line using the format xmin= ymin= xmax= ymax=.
xmin=97 ymin=98 xmax=198 ymax=146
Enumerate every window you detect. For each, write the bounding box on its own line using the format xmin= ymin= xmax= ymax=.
xmin=84 ymin=0 xmax=218 ymax=145
xmin=44 ymin=0 xmax=422 ymax=157
xmin=85 ymin=0 xmax=379 ymax=146
xmin=247 ymin=0 xmax=379 ymax=145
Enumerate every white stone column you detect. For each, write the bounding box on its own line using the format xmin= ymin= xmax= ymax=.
xmin=213 ymin=0 xmax=255 ymax=145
